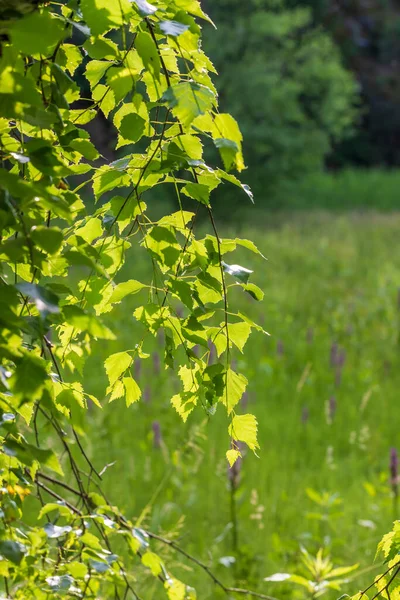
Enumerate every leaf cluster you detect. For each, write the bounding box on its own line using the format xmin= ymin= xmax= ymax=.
xmin=0 ymin=0 xmax=266 ymax=597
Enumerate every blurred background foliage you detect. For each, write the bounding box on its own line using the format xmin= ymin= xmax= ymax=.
xmin=201 ymin=0 xmax=400 ymax=208
xmin=202 ymin=0 xmax=360 ymax=197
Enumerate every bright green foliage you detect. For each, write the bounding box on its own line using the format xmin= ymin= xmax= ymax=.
xmin=0 ymin=0 xmax=265 ymax=597
xmin=265 ymin=548 xmax=358 ymax=597
xmin=203 ymin=0 xmax=359 ymax=199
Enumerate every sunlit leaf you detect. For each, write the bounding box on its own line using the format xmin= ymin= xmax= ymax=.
xmin=141 ymin=551 xmax=164 ymax=577
xmin=162 ymin=82 xmax=215 ymax=128
xmin=159 ymin=21 xmax=190 ymax=37
xmin=226 ymin=448 xmax=241 ymax=467
xmin=123 ymin=377 xmax=141 ymax=406
xmin=105 ymin=352 xmax=132 ymax=386
xmin=222 ymin=262 xmax=253 ymax=284
xmin=229 ymin=414 xmax=259 ymax=451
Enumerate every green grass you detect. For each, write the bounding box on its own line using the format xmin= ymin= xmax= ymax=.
xmin=83 ymin=212 xmax=400 ymax=598
xmin=232 ymin=169 xmax=400 ymax=215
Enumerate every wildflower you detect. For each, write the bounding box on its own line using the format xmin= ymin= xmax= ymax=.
xmin=330 ymin=342 xmax=338 ymax=368
xmin=325 ymin=395 xmax=336 ymax=424
xmin=152 ymin=352 xmax=160 ymax=376
xmin=144 ymin=385 xmax=151 ymax=404
xmin=390 ymin=447 xmax=399 ymax=496
xmin=277 ymin=339 xmax=284 ymax=356
xmin=152 ymin=421 xmax=162 ymax=449
xmin=301 ymin=406 xmax=309 ymax=425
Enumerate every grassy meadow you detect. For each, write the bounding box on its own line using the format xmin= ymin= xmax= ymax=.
xmin=82 ymin=211 xmax=400 ymax=598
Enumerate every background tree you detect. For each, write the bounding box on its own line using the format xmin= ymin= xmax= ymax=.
xmin=202 ymin=0 xmax=359 ymax=203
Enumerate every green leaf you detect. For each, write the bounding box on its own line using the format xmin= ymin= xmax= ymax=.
xmin=120 ymin=113 xmax=146 ymax=143
xmin=136 ymin=32 xmax=160 ymax=81
xmin=213 ymin=114 xmax=244 ymax=171
xmin=69 ymin=138 xmax=99 ymax=160
xmin=159 ymin=21 xmax=190 ymax=37
xmin=229 ymin=414 xmax=259 ymax=451
xmin=214 ymin=138 xmax=239 ymax=172
xmin=67 ymin=562 xmax=89 ymax=579
xmin=12 ymin=354 xmax=47 ymax=401
xmin=222 ymin=368 xmax=247 ymax=414
xmin=105 ymin=352 xmax=132 ymax=386
xmin=69 ymin=217 xmax=103 ymax=245
xmin=0 ymin=540 xmax=26 ymax=565
xmin=38 ymin=503 xmax=73 ymax=519
xmin=83 ymin=36 xmax=119 ymax=60
xmin=240 ymin=283 xmax=264 ymax=301
xmin=123 ymin=377 xmax=141 ymax=406
xmin=228 ymin=321 xmax=251 ymax=353
xmin=109 ymin=280 xmax=147 ymax=304
xmin=162 ymin=82 xmax=215 ymax=128
xmin=16 ymin=283 xmax=60 ymax=315
xmin=63 ymin=305 xmax=116 ymax=339
xmin=89 ymin=559 xmax=110 ymax=573
xmin=222 ymin=262 xmax=253 ymax=284
xmin=169 ymin=280 xmax=193 ymax=310
xmin=31 ymin=226 xmax=63 ymax=255
xmin=44 ymin=523 xmax=72 ymax=539
xmin=141 ymin=551 xmax=164 ymax=577
xmin=181 ymin=182 xmax=210 ymax=205
xmin=80 ymin=0 xmax=133 ymax=36
xmin=226 ymin=448 xmax=241 ymax=467
xmin=106 ymin=66 xmax=135 ymax=103
xmin=4 ymin=440 xmax=63 ymax=475
xmin=85 ymin=60 xmax=111 ymax=90
xmin=80 ymin=531 xmax=104 ymax=551
xmin=216 ymin=170 xmax=254 ymax=203
xmin=235 ymin=238 xmax=266 ymax=258
xmin=93 ymin=166 xmax=130 ymax=200
xmin=132 ymin=0 xmax=157 ymax=16
xmin=46 ymin=575 xmax=74 ymax=592
xmin=92 ymin=84 xmax=115 ymax=118
xmin=10 ymin=9 xmax=65 ymax=56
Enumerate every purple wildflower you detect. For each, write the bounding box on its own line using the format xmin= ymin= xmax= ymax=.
xmin=307 ymin=328 xmax=314 ymax=344
xmin=143 ymin=385 xmax=151 ymax=404
xmin=390 ymin=447 xmax=399 ymax=496
xmin=277 ymin=340 xmax=284 ymax=356
xmin=152 ymin=352 xmax=160 ymax=376
xmin=337 ymin=350 xmax=346 ymax=368
xmin=330 ymin=342 xmax=339 ymax=368
xmin=301 ymin=406 xmax=309 ymax=425
xmin=152 ymin=421 xmax=162 ymax=449
xmin=335 ymin=368 xmax=342 ymax=388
